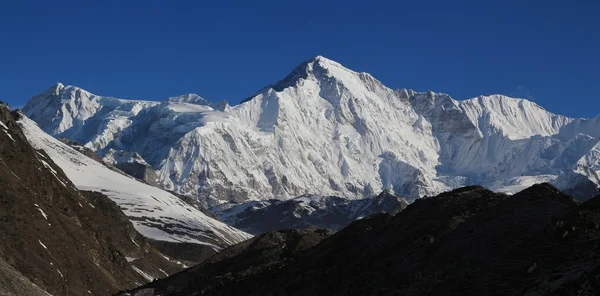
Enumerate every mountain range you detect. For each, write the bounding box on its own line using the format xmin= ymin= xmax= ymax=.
xmin=22 ymin=56 xmax=600 ymax=207
xmin=3 ymin=55 xmax=600 ymax=295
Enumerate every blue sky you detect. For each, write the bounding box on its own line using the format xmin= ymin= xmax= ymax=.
xmin=0 ymin=0 xmax=598 ymax=118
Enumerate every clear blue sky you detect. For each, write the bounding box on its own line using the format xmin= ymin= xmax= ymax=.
xmin=0 ymin=0 xmax=598 ymax=118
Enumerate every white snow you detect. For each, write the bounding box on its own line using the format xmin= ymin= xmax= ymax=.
xmin=2 ymin=129 xmax=15 ymax=142
xmin=21 ymin=57 xmax=600 ymax=205
xmin=0 ymin=120 xmax=7 ymax=130
xmin=18 ymin=117 xmax=251 ymax=250
xmin=158 ymin=268 xmax=169 ymax=277
xmin=38 ymin=240 xmax=48 ymax=250
xmin=34 ymin=204 xmax=49 ymax=220
xmin=131 ymin=266 xmax=154 ymax=282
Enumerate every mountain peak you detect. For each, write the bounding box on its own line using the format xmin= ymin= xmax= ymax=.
xmin=240 ymin=56 xmax=362 ymax=103
xmin=266 ymin=56 xmax=351 ymax=92
xmin=311 ymin=55 xmax=337 ymax=64
xmin=45 ymin=82 xmax=65 ymax=96
xmin=308 ymin=55 xmax=348 ymax=71
xmin=167 ymin=93 xmax=210 ymax=105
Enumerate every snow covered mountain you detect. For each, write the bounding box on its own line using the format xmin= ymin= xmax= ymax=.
xmin=17 ymin=115 xmax=251 ymax=250
xmin=22 ymin=56 xmax=600 ymax=206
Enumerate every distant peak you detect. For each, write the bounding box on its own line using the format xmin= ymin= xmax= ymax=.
xmin=240 ymin=56 xmax=355 ymax=104
xmin=167 ymin=94 xmax=210 ymax=105
xmin=312 ymin=55 xmax=333 ymax=63
xmin=272 ymin=56 xmax=348 ymax=89
xmin=309 ymin=55 xmax=344 ymax=68
xmin=46 ymin=82 xmax=65 ymax=95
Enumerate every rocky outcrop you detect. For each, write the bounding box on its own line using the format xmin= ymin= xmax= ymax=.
xmin=209 ymin=190 xmax=408 ymax=235
xmin=102 ymin=149 xmax=159 ymax=186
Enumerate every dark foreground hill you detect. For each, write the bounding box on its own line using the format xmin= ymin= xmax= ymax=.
xmin=120 ymin=183 xmax=600 ymax=296
xmin=0 ymin=104 xmax=183 ymax=295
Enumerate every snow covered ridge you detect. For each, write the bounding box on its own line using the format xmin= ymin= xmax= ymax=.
xmin=17 ymin=116 xmax=251 ymax=250
xmin=22 ymin=56 xmax=600 ymax=206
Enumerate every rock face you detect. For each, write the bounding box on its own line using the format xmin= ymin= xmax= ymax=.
xmin=0 ymin=104 xmax=182 ymax=296
xmin=22 ymin=57 xmax=600 ymax=207
xmin=103 ymin=149 xmax=160 ymax=186
xmin=209 ymin=190 xmax=408 ymax=235
xmin=17 ymin=115 xmax=251 ymax=253
xmin=120 ymin=184 xmax=600 ymax=296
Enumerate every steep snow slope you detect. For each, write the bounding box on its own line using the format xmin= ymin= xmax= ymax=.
xmin=18 ymin=116 xmax=251 ymax=249
xmin=23 ymin=56 xmax=600 ymax=205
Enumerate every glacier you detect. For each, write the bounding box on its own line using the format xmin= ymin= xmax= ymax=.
xmin=17 ymin=115 xmax=251 ymax=249
xmin=22 ymin=56 xmax=600 ymax=206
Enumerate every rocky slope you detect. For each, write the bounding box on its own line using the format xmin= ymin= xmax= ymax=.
xmin=16 ymin=115 xmax=251 ymax=257
xmin=0 ymin=103 xmax=183 ymax=296
xmin=22 ymin=57 xmax=600 ymax=207
xmin=209 ymin=190 xmax=408 ymax=234
xmin=120 ymin=184 xmax=600 ymax=296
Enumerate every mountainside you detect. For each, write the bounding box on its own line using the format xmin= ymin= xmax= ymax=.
xmin=0 ymin=103 xmax=183 ymax=296
xmin=23 ymin=57 xmax=600 ymax=206
xmin=209 ymin=190 xmax=408 ymax=235
xmin=120 ymin=184 xmax=600 ymax=296
xmin=16 ymin=115 xmax=251 ymax=258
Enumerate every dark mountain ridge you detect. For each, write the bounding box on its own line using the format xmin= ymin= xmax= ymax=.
xmin=0 ymin=104 xmax=183 ymax=295
xmin=121 ymin=183 xmax=600 ymax=296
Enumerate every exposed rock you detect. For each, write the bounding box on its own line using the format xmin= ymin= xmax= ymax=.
xmin=209 ymin=190 xmax=408 ymax=235
xmin=103 ymin=149 xmax=159 ymax=187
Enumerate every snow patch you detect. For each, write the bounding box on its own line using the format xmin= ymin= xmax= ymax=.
xmin=159 ymin=268 xmax=169 ymax=277
xmin=131 ymin=266 xmax=154 ymax=282
xmin=34 ymin=204 xmax=49 ymax=220
xmin=38 ymin=240 xmax=48 ymax=250
xmin=2 ymin=130 xmax=15 ymax=142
